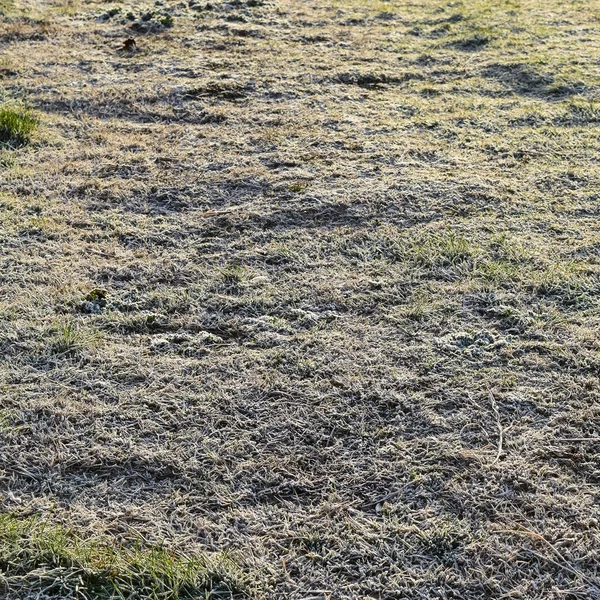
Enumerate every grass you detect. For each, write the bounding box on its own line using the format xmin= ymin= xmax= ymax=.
xmin=1 ymin=0 xmax=600 ymax=598
xmin=0 ymin=107 xmax=38 ymax=147
xmin=0 ymin=0 xmax=14 ymax=15
xmin=47 ymin=319 xmax=92 ymax=354
xmin=0 ymin=515 xmax=247 ymax=599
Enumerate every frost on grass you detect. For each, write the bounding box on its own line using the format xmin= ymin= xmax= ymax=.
xmin=1 ymin=0 xmax=600 ymax=598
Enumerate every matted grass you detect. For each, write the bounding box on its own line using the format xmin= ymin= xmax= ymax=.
xmin=1 ymin=0 xmax=600 ymax=598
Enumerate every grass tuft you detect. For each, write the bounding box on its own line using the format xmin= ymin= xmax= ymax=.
xmin=411 ymin=230 xmax=477 ymax=268
xmin=0 ymin=106 xmax=38 ymax=148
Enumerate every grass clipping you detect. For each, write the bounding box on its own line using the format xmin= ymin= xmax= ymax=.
xmin=0 ymin=515 xmax=247 ymax=599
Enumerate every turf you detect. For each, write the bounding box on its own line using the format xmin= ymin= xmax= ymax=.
xmin=1 ymin=0 xmax=600 ymax=598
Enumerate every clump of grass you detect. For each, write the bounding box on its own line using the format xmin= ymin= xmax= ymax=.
xmin=47 ymin=320 xmax=100 ymax=355
xmin=560 ymin=99 xmax=600 ymax=124
xmin=411 ymin=230 xmax=477 ymax=268
xmin=0 ymin=514 xmax=248 ymax=599
xmin=416 ymin=517 xmax=465 ymax=558
xmin=0 ymin=408 xmax=13 ymax=432
xmin=451 ymin=32 xmax=492 ymax=50
xmin=0 ymin=106 xmax=38 ymax=148
xmin=289 ymin=181 xmax=308 ymax=193
xmin=398 ymin=289 xmax=439 ymax=322
xmin=49 ymin=321 xmax=85 ymax=354
xmin=218 ymin=265 xmax=246 ymax=291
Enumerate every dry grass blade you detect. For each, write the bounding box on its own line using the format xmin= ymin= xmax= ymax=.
xmin=489 ymin=390 xmax=505 ymax=465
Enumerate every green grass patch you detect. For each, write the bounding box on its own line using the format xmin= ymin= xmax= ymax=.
xmin=0 ymin=106 xmax=38 ymax=148
xmin=0 ymin=514 xmax=248 ymax=599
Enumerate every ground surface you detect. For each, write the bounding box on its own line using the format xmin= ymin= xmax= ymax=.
xmin=1 ymin=0 xmax=600 ymax=597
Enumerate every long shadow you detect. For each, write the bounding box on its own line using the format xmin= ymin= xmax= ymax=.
xmin=481 ymin=62 xmax=588 ymax=100
xmin=34 ymin=97 xmax=227 ymax=125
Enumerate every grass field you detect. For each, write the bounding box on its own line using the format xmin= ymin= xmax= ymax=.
xmin=1 ymin=0 xmax=600 ymax=597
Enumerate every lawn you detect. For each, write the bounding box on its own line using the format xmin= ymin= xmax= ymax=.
xmin=1 ymin=0 xmax=600 ymax=597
